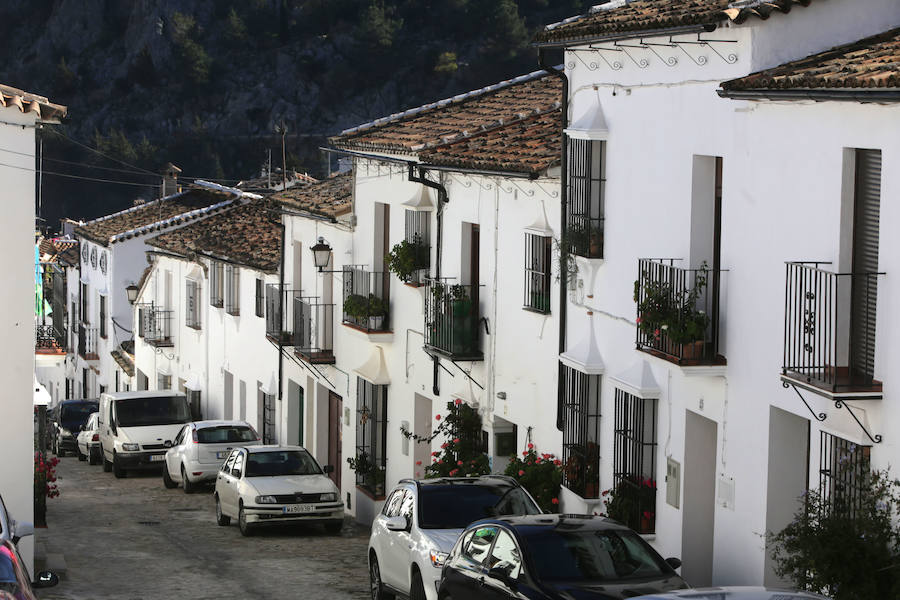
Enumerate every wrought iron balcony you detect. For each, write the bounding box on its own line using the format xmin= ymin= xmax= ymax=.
xmin=342 ymin=267 xmax=389 ymax=333
xmin=782 ymin=262 xmax=883 ymax=398
xmin=78 ymin=325 xmax=99 ymax=359
xmin=143 ymin=309 xmax=174 ymax=348
xmin=424 ymin=279 xmax=483 ymax=361
xmin=294 ymin=297 xmax=335 ymax=364
xmin=265 ymin=284 xmax=302 ymax=344
xmin=36 ymin=324 xmax=65 ymax=354
xmin=634 ymin=258 xmax=724 ymax=366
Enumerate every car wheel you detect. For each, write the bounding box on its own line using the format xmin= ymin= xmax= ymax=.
xmin=409 ymin=569 xmax=427 ymax=600
xmin=215 ymin=495 xmax=230 ymax=526
xmin=324 ymin=520 xmax=343 ymax=535
xmin=77 ymin=447 xmax=86 ymax=461
xmin=238 ymin=502 xmax=254 ymax=537
xmin=102 ymin=448 xmax=112 ymax=472
xmin=112 ymin=452 xmax=126 ymax=478
xmin=163 ymin=465 xmax=178 ymax=489
xmin=182 ymin=465 xmax=196 ymax=493
xmin=369 ymin=554 xmax=394 ymax=600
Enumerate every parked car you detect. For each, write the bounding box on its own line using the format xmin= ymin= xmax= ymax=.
xmin=438 ymin=514 xmax=688 ymax=600
xmin=214 ymin=445 xmax=343 ymax=537
xmin=0 ymin=538 xmax=59 ymax=599
xmin=631 ymin=588 xmax=831 ymax=600
xmin=75 ymin=412 xmax=102 ymax=464
xmin=163 ymin=420 xmax=261 ymax=493
xmin=50 ymin=399 xmax=98 ymax=456
xmin=97 ymin=391 xmax=192 ymax=478
xmin=0 ymin=495 xmax=32 ymax=546
xmin=369 ymin=476 xmax=542 ymax=600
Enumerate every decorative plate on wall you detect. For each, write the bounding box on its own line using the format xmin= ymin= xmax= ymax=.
xmin=81 ymin=244 xmax=89 ymax=263
xmin=100 ymin=251 xmax=108 ymax=275
xmin=90 ymin=247 xmax=97 ymax=270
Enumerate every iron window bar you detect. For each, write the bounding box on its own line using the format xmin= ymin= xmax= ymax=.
xmin=265 ymin=284 xmax=302 ymax=344
xmin=355 ymin=378 xmax=388 ymax=497
xmin=423 ymin=278 xmax=483 ymax=361
xmin=293 ymin=296 xmax=336 ymax=364
xmin=342 ymin=267 xmax=389 ymax=333
xmin=524 ymin=233 xmax=552 ymax=314
xmin=560 ymin=364 xmax=601 ymax=499
xmin=819 ymin=431 xmax=871 ymax=519
xmin=613 ymin=390 xmax=658 ymax=534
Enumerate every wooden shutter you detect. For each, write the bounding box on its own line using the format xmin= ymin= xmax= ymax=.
xmin=850 ymin=149 xmax=881 ymax=380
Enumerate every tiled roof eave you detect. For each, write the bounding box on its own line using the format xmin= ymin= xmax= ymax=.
xmin=533 ymin=21 xmax=717 ymax=47
xmin=422 ymin=157 xmax=559 ymax=178
xmin=107 ymin=199 xmax=236 ymax=244
xmin=194 ymin=249 xmax=279 ymax=275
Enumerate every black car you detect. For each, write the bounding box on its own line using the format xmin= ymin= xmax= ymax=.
xmin=51 ymin=399 xmax=99 ymax=456
xmin=438 ymin=514 xmax=687 ymax=600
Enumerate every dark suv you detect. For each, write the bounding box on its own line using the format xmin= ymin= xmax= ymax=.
xmin=51 ymin=399 xmax=99 ymax=456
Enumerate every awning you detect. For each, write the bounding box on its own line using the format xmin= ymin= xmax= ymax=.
xmin=184 ymin=373 xmax=203 ymax=391
xmin=156 ymin=364 xmax=172 ymax=376
xmin=564 ymin=103 xmax=609 ymax=141
xmin=354 ymin=346 xmax=391 ymax=386
xmin=402 ymin=185 xmax=435 ymax=211
xmin=260 ymin=373 xmax=278 ymax=396
xmin=33 ymin=379 xmax=51 ymax=406
xmin=559 ymin=313 xmax=605 ymax=375
xmin=611 ymin=360 xmax=660 ymax=399
xmin=524 ymin=208 xmax=553 ymax=237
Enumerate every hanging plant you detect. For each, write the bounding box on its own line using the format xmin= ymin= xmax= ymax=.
xmin=385 ymin=235 xmax=429 ymax=283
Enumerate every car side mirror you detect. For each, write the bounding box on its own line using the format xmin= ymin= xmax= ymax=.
xmin=323 ymin=465 xmax=335 ymax=474
xmin=488 ymin=564 xmax=515 ymax=584
xmin=32 ymin=571 xmax=59 ymax=589
xmin=665 ymin=557 xmax=682 ymax=570
xmin=385 ymin=515 xmax=409 ymax=532
xmin=12 ymin=520 xmax=34 ymax=543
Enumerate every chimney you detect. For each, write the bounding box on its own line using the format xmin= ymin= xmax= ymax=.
xmin=160 ymin=162 xmax=182 ymax=198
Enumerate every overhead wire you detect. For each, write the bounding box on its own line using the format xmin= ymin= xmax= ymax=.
xmin=0 ymin=159 xmax=159 ymax=187
xmin=43 ymin=126 xmax=161 ymax=177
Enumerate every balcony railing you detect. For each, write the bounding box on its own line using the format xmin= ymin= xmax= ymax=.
xmin=782 ymin=262 xmax=883 ymax=395
xmin=424 ymin=279 xmax=483 ymax=360
xmin=634 ymin=258 xmax=723 ymax=365
xmin=342 ymin=267 xmax=389 ymax=333
xmin=78 ymin=325 xmax=98 ymax=359
xmin=36 ymin=324 xmax=65 ymax=354
xmin=294 ymin=297 xmax=335 ymax=364
xmin=144 ymin=309 xmax=174 ymax=347
xmin=265 ymin=284 xmax=302 ymax=344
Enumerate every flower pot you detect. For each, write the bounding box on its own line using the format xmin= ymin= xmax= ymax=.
xmin=681 ymin=340 xmax=705 ymax=361
xmin=640 ymin=513 xmax=654 ymax=534
xmin=368 ymin=315 xmax=385 ymax=331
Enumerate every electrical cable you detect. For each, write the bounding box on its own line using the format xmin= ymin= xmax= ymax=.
xmin=43 ymin=127 xmax=161 ymax=177
xmin=0 ymin=159 xmax=158 ymax=187
xmin=0 ymin=146 xmax=162 ymax=178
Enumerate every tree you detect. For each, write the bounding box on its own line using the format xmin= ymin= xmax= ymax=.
xmin=170 ymin=12 xmax=212 ymax=85
xmin=224 ymin=8 xmax=247 ymax=42
xmin=481 ymin=0 xmax=528 ymax=60
xmin=355 ymin=1 xmax=403 ymax=50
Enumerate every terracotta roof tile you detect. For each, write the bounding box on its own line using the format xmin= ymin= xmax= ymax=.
xmin=533 ymin=0 xmax=815 ymax=45
xmin=419 ymin=109 xmax=562 ymax=176
xmin=0 ymin=83 xmax=66 ymax=122
xmin=147 ymin=199 xmax=282 ymax=274
xmin=721 ymin=27 xmax=900 ymax=91
xmin=74 ymin=186 xmax=237 ymax=246
xmin=331 ymin=71 xmax=562 ymax=155
xmin=272 ymin=173 xmax=353 ymax=219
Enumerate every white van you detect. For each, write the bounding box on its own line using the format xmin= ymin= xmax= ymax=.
xmin=98 ymin=391 xmax=192 ymax=478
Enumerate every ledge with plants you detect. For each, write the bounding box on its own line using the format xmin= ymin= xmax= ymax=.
xmin=347 ymin=451 xmax=387 ymax=498
xmin=601 ymin=476 xmax=657 ymax=534
xmin=386 ymin=235 xmax=430 ymax=286
xmin=343 ymin=293 xmax=388 ymax=332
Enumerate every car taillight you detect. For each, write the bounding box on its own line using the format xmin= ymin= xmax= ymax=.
xmin=192 ymin=429 xmax=199 ymax=443
xmin=91 ymin=434 xmax=99 ymax=441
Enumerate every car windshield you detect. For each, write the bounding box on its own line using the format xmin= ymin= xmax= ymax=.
xmin=524 ymin=528 xmax=670 ymax=582
xmin=245 ymin=451 xmax=321 ymax=477
xmin=197 ymin=426 xmax=257 ymax=443
xmin=59 ymin=402 xmax=98 ymax=429
xmin=115 ymin=397 xmax=191 ymax=427
xmin=418 ymin=485 xmax=540 ymax=529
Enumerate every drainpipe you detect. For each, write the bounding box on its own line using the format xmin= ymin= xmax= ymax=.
xmin=275 ymin=218 xmax=287 ymax=444
xmin=539 ymin=49 xmax=569 ymax=431
xmin=407 ymin=164 xmax=448 ymax=396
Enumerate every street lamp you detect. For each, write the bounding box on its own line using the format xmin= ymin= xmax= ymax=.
xmin=310 ymin=237 xmax=332 ymax=272
xmin=125 ymin=284 xmax=139 ymax=304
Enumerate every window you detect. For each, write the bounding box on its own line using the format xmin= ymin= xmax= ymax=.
xmin=222 ymin=451 xmax=237 ymax=473
xmin=137 ymin=306 xmax=146 ymax=338
xmin=99 ymin=384 xmax=106 ymax=396
xmin=355 ymin=377 xmax=387 ymax=496
xmin=232 ymin=452 xmax=245 ymax=477
xmin=225 ymin=265 xmax=240 ymax=315
xmin=187 ymin=389 xmax=202 ymax=421
xmin=262 ymin=392 xmax=277 ymax=444
xmin=157 ymin=373 xmax=172 ymax=390
xmin=186 ymin=279 xmax=201 ymax=329
xmin=819 ymin=431 xmax=871 ymax=518
xmin=524 ymin=233 xmax=552 ymax=313
xmin=383 ymin=489 xmax=405 ymax=517
xmin=488 ymin=531 xmax=522 ymax=580
xmin=99 ymin=295 xmax=107 ymax=338
xmin=567 ymin=138 xmax=605 ymax=259
xmin=402 ymin=209 xmax=431 ymax=285
xmin=255 ymin=278 xmax=264 ymax=318
xmin=209 ymin=261 xmax=224 ymax=307
xmin=81 ymin=282 xmax=90 ymax=324
xmin=115 ymin=370 xmax=119 ymax=393
xmin=462 ymin=526 xmax=498 ymax=565
xmin=612 ymin=389 xmax=658 ymax=534
xmin=560 ymin=364 xmax=602 ymax=498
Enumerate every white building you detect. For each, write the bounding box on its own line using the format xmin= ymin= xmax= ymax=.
xmin=0 ymin=83 xmax=65 ymax=572
xmin=533 ymin=0 xmax=900 ymax=587
xmin=67 ymin=180 xmax=245 ymax=402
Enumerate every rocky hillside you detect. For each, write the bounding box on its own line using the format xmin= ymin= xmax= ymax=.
xmin=0 ymin=0 xmax=586 ymax=226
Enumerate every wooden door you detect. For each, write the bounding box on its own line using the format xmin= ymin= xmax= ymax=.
xmin=328 ymin=391 xmax=342 ymax=489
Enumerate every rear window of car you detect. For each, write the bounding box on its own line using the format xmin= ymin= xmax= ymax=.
xmin=60 ymin=402 xmax=98 ymax=421
xmin=196 ymin=426 xmax=257 ymax=443
xmin=418 ymin=485 xmax=539 ymax=529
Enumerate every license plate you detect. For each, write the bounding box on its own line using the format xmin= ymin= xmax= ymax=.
xmin=283 ymin=504 xmax=315 ymax=514
xmin=216 ymin=451 xmax=228 ymax=459
xmin=150 ymin=454 xmax=165 ymax=462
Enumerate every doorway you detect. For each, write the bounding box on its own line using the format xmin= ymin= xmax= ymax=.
xmin=681 ymin=411 xmax=718 ymax=586
xmin=328 ymin=391 xmax=342 ymax=489
xmin=413 ymin=394 xmax=432 ymax=479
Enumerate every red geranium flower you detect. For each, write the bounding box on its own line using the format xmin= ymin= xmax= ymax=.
xmin=551 ymin=498 xmax=559 ymax=505
xmin=435 ymin=414 xmax=441 ymax=421
xmin=518 ymin=470 xmax=525 ymax=476
xmin=527 ymin=443 xmax=534 ymax=449
xmin=454 ymin=398 xmax=462 ymax=405
xmin=416 ymin=461 xmax=422 ymax=466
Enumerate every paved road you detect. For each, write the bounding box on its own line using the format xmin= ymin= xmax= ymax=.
xmin=38 ymin=454 xmax=371 ymax=600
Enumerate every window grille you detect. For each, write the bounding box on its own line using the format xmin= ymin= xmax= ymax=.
xmin=81 ymin=282 xmax=90 ymax=324
xmin=819 ymin=431 xmax=870 ymax=518
xmin=560 ymin=364 xmax=602 ymax=498
xmin=210 ymin=262 xmax=224 ymax=307
xmin=403 ymin=210 xmax=431 ymax=285
xmin=263 ymin=392 xmax=277 ymax=445
xmin=137 ymin=307 xmax=146 ymax=338
xmin=225 ymin=265 xmax=240 ymax=315
xmin=566 ymin=138 xmax=605 ymax=259
xmin=187 ymin=389 xmax=202 ymax=421
xmin=356 ymin=377 xmax=387 ymax=497
xmin=255 ymin=279 xmax=264 ymax=318
xmin=99 ymin=295 xmax=107 ymax=338
xmin=613 ymin=389 xmax=658 ymax=533
xmin=157 ymin=373 xmax=172 ymax=390
xmin=186 ymin=280 xmax=201 ymax=329
xmin=524 ymin=233 xmax=552 ymax=313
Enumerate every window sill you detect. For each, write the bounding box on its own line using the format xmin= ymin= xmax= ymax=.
xmin=186 ymin=324 xmax=202 ymax=331
xmin=522 ymin=306 xmax=551 ymax=315
xmin=226 ymin=310 xmax=241 ymax=317
xmin=356 ymin=485 xmax=386 ymax=502
xmin=210 ymin=302 xmax=224 ymax=309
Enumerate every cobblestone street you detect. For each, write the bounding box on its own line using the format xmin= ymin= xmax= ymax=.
xmin=37 ymin=454 xmax=371 ymax=600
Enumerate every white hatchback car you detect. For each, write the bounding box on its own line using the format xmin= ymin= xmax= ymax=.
xmin=75 ymin=413 xmax=101 ymax=465
xmin=163 ymin=420 xmax=261 ymax=492
xmin=214 ymin=445 xmax=343 ymax=536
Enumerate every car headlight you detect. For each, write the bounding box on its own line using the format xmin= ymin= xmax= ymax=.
xmin=255 ymin=495 xmax=278 ymax=504
xmin=429 ymin=550 xmax=449 ymax=568
xmin=320 ymin=492 xmax=337 ymax=502
xmin=121 ymin=443 xmax=140 ymax=452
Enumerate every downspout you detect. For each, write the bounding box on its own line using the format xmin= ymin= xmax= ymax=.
xmin=539 ymin=49 xmax=569 ymax=431
xmin=275 ymin=218 xmax=287 ymax=444
xmin=408 ymin=164 xmax=448 ymax=396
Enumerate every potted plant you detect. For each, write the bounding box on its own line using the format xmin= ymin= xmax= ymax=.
xmin=366 ymin=293 xmax=388 ymax=331
xmin=564 ymin=442 xmax=600 ymax=499
xmin=602 ymin=476 xmax=657 ymax=534
xmin=633 ymin=261 xmax=709 ymax=359
xmin=347 ymin=451 xmax=386 ymax=497
xmin=385 ymin=235 xmax=429 ymax=285
xmin=449 ymin=285 xmax=474 ymax=355
xmin=565 ymin=221 xmax=603 ymax=258
xmin=343 ymin=293 xmax=368 ymax=323
xmin=505 ymin=443 xmax=563 ymax=513
xmin=343 ymin=293 xmax=388 ymax=330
